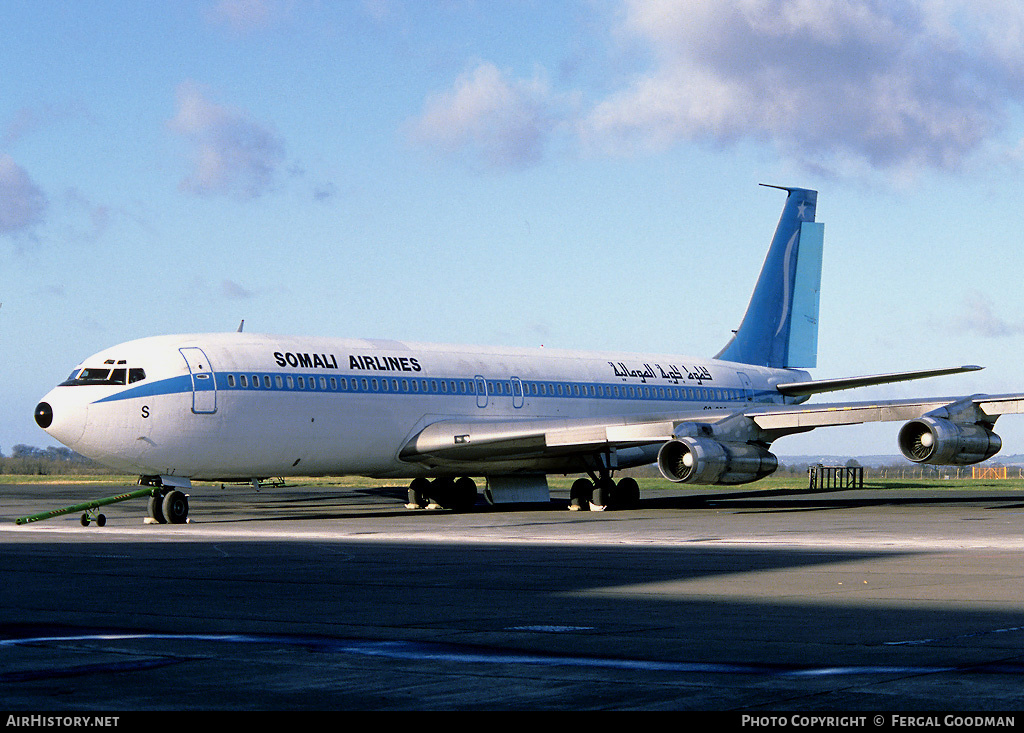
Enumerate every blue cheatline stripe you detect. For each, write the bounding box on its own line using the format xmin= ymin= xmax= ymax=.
xmin=84 ymin=370 xmax=773 ymax=407
xmin=91 ymin=375 xmax=193 ymax=404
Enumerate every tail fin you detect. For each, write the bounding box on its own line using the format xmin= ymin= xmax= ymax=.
xmin=715 ymin=186 xmax=824 ymax=369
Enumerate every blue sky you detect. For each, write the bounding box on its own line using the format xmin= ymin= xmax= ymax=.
xmin=3 ymin=0 xmax=1024 ymax=458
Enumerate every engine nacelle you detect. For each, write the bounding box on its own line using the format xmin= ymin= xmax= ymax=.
xmin=898 ymin=417 xmax=1002 ymax=465
xmin=657 ymin=437 xmax=778 ymax=485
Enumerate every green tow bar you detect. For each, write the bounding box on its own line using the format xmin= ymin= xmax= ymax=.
xmin=15 ymin=487 xmax=159 ymax=526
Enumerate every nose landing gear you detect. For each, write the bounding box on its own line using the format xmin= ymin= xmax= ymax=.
xmin=146 ymin=487 xmax=190 ymax=524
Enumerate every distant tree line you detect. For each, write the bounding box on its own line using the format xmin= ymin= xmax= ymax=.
xmin=3 ymin=444 xmax=1022 ymax=480
xmin=0 ymin=445 xmax=120 ymax=475
xmin=626 ymin=459 xmax=1024 ymax=481
xmin=778 ymin=459 xmax=1024 ymax=481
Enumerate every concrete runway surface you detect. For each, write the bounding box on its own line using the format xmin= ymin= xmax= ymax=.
xmin=4 ymin=481 xmax=1024 ymax=710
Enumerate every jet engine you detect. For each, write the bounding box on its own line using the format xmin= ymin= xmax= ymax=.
xmin=898 ymin=417 xmax=1002 ymax=465
xmin=657 ymin=437 xmax=778 ymax=485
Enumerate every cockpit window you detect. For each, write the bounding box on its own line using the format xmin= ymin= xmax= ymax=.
xmin=76 ymin=368 xmax=111 ymax=383
xmin=60 ymin=366 xmax=147 ymax=386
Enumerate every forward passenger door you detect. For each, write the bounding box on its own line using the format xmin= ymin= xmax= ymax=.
xmin=179 ymin=347 xmax=217 ymax=414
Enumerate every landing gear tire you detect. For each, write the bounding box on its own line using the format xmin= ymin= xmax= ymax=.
xmin=450 ymin=477 xmax=478 ymax=512
xmin=569 ymin=478 xmax=593 ymax=511
xmin=162 ymin=490 xmax=189 ymax=524
xmin=407 ymin=477 xmax=430 ymax=509
xmin=428 ymin=477 xmax=455 ymax=509
xmin=617 ymin=477 xmax=641 ymax=509
xmin=590 ymin=478 xmax=616 ymax=511
xmin=148 ymin=493 xmax=167 ymax=524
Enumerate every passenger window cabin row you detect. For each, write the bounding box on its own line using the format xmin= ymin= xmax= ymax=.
xmin=222 ymin=372 xmax=748 ymax=403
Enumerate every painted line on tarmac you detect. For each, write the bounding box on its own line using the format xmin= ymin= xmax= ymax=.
xmin=885 ymin=624 xmax=1024 ymax=646
xmin=0 ymin=631 xmax=1002 ymax=678
xmin=8 ymin=521 xmax=1024 ymax=550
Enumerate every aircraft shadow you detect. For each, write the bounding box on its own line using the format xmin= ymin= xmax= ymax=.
xmin=185 ymin=483 xmax=1024 ymax=523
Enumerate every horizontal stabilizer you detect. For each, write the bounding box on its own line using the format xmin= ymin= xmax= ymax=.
xmin=775 ymin=365 xmax=983 ymax=397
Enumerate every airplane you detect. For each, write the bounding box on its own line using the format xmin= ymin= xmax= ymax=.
xmin=33 ymin=186 xmax=1024 ymax=524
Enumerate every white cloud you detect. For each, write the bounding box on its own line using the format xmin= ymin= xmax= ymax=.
xmin=407 ymin=62 xmax=573 ymax=169
xmin=3 ymin=102 xmax=89 ymax=146
xmin=953 ymin=292 xmax=1024 ymax=338
xmin=580 ymin=0 xmax=1024 ymax=176
xmin=0 ymin=155 xmax=47 ymax=235
xmin=221 ymin=279 xmax=255 ymax=300
xmin=206 ymin=0 xmax=286 ymax=33
xmin=168 ymin=81 xmax=285 ymax=199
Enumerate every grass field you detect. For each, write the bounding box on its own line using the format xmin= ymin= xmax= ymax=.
xmin=3 ymin=473 xmax=1024 ymax=492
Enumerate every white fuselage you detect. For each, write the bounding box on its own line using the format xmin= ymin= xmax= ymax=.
xmin=38 ymin=333 xmax=807 ymax=481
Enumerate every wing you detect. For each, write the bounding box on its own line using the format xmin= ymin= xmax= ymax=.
xmin=399 ymin=393 xmax=1024 ymax=482
xmin=748 ymin=393 xmax=1024 ymax=430
xmin=399 ymin=412 xmax=686 ymax=468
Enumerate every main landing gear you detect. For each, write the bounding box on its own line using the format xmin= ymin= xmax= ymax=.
xmin=569 ymin=475 xmax=640 ymax=511
xmin=406 ymin=476 xmax=479 ymax=512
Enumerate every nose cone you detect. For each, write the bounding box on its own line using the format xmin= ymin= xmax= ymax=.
xmin=34 ymin=401 xmax=53 ymax=429
xmin=34 ymin=388 xmax=88 ymax=448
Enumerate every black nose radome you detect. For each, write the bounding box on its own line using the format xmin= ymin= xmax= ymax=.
xmin=34 ymin=402 xmax=53 ymax=429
